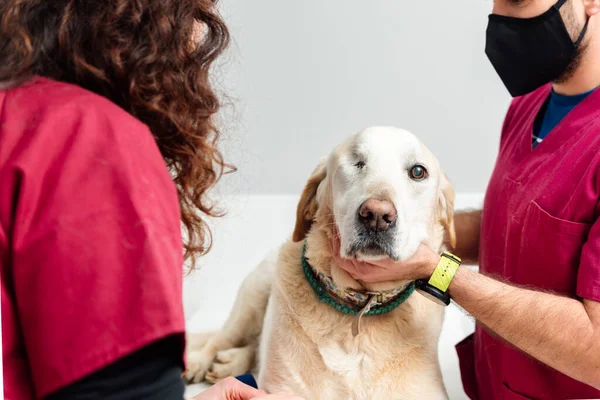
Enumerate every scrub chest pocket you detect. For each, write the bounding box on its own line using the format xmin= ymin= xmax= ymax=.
xmin=515 ymin=200 xmax=591 ymax=292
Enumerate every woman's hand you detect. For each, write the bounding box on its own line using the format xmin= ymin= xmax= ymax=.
xmin=189 ymin=377 xmax=264 ymax=400
xmin=250 ymin=393 xmax=306 ymax=400
xmin=332 ymin=243 xmax=440 ymax=284
xmin=189 ymin=377 xmax=305 ymax=400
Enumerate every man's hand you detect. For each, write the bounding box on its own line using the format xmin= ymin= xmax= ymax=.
xmin=336 ymin=244 xmax=440 ymax=283
xmin=189 ymin=377 xmax=264 ymax=400
xmin=189 ymin=377 xmax=306 ymax=400
xmin=332 ymin=209 xmax=482 ymax=283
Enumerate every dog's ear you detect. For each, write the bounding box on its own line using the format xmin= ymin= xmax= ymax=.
xmin=438 ymin=172 xmax=456 ymax=249
xmin=292 ymin=160 xmax=327 ymax=242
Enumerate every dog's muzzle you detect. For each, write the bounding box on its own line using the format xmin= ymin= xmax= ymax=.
xmin=349 ymin=198 xmax=398 ymax=259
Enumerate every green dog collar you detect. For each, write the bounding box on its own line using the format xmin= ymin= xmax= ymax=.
xmin=302 ymin=240 xmax=415 ymax=336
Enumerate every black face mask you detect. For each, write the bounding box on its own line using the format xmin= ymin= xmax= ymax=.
xmin=485 ymin=0 xmax=589 ymax=97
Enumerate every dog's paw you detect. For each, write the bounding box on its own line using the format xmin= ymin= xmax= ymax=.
xmin=186 ymin=331 xmax=216 ymax=351
xmin=184 ymin=348 xmax=217 ymax=384
xmin=205 ymin=346 xmax=254 ymax=384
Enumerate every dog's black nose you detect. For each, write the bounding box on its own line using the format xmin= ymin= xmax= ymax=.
xmin=358 ymin=199 xmax=397 ymax=232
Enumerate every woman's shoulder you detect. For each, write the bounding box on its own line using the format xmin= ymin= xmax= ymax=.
xmin=3 ymin=76 xmax=147 ymax=130
xmin=0 ymin=76 xmax=156 ymax=159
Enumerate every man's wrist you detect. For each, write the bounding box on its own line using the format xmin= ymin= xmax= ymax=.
xmin=414 ymin=251 xmax=461 ymax=306
xmin=419 ymin=253 xmax=441 ymax=279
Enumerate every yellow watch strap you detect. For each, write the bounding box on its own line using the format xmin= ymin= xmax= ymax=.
xmin=427 ymin=252 xmax=461 ymax=292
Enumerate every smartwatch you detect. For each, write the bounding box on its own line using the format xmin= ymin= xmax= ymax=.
xmin=415 ymin=252 xmax=461 ymax=306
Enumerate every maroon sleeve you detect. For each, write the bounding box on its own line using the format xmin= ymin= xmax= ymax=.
xmin=576 ymin=151 xmax=600 ymax=302
xmin=577 ymin=218 xmax=600 ymax=302
xmin=8 ymin=84 xmax=186 ymax=398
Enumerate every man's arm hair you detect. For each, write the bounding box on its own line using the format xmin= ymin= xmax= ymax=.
xmin=451 ymin=267 xmax=600 ymax=389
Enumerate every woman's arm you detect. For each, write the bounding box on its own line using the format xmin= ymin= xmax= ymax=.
xmin=45 ymin=337 xmax=186 ymax=400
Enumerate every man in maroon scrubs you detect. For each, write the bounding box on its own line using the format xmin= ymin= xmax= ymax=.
xmin=340 ymin=0 xmax=600 ymax=398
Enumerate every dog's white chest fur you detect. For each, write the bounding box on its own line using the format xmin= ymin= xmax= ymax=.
xmin=317 ymin=341 xmax=375 ymax=399
xmin=318 ymin=342 xmax=364 ymax=377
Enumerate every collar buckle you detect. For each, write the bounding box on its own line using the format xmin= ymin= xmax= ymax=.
xmin=365 ymin=292 xmax=384 ymax=304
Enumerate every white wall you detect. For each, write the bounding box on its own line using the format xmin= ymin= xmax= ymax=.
xmin=215 ymin=0 xmax=511 ymax=196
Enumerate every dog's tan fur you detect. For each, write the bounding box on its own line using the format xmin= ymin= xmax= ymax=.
xmin=186 ymin=127 xmax=455 ymax=399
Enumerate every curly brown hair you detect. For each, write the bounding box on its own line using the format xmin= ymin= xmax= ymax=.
xmin=0 ymin=0 xmax=231 ymax=265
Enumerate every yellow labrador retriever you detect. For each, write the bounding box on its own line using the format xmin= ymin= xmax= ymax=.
xmin=185 ymin=126 xmax=455 ymax=399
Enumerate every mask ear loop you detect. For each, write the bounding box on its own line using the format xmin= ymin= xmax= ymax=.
xmin=574 ymin=17 xmax=590 ymax=47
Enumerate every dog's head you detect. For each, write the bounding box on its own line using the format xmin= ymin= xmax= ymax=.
xmin=292 ymin=126 xmax=455 ymax=267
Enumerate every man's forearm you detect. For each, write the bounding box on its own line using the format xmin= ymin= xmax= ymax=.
xmin=451 ymin=210 xmax=481 ymax=264
xmin=449 ymin=267 xmax=600 ymax=388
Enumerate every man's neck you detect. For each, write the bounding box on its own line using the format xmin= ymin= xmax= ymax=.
xmin=553 ymin=24 xmax=600 ymax=96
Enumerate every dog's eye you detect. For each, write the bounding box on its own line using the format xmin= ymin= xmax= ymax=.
xmin=355 ymin=161 xmax=366 ymax=169
xmin=409 ymin=165 xmax=427 ymax=181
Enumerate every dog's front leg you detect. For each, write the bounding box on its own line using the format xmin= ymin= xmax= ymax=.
xmin=184 ymin=250 xmax=277 ymax=383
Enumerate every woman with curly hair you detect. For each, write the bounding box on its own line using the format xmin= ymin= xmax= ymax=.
xmin=0 ymin=1 xmax=301 ymax=399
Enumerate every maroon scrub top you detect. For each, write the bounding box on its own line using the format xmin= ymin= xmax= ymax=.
xmin=457 ymin=84 xmax=600 ymax=399
xmin=1 ymin=78 xmax=186 ymax=399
